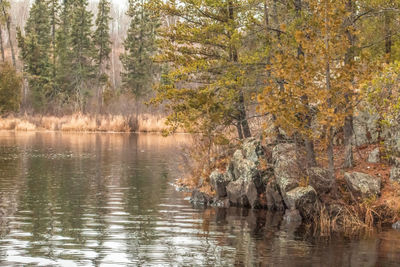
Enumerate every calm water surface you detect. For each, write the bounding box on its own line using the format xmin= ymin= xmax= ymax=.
xmin=0 ymin=131 xmax=399 ymax=266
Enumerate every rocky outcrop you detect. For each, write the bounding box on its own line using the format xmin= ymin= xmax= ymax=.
xmin=207 ymin=138 xmax=268 ymax=209
xmin=285 ymin=186 xmax=317 ymax=217
xmin=272 ymin=143 xmax=303 ymax=193
xmin=307 ymin=167 xmax=334 ymax=194
xmin=385 ymin=124 xmax=400 ymax=157
xmin=367 ymin=148 xmax=380 ymax=163
xmin=209 ymin=170 xmax=231 ymax=198
xmin=353 ymin=110 xmax=380 ymax=146
xmin=344 ymin=172 xmax=381 ymax=198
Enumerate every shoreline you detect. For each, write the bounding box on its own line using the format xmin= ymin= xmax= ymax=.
xmin=179 ymin=137 xmax=400 ymax=235
xmin=0 ymin=113 xmax=184 ymax=133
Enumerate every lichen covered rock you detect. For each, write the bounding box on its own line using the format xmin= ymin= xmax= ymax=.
xmin=390 ymin=167 xmax=400 ymax=183
xmin=272 ymin=143 xmax=303 ymax=193
xmin=367 ymin=148 xmax=380 ymax=163
xmin=344 ymin=172 xmax=381 ymax=198
xmin=307 ymin=167 xmax=334 ymax=194
xmin=285 ymin=186 xmax=317 ymax=217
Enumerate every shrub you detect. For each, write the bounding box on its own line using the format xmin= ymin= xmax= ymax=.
xmin=0 ymin=63 xmax=22 ymax=114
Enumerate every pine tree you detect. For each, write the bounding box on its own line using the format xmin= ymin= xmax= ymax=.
xmin=55 ymin=0 xmax=74 ymax=106
xmin=93 ymin=0 xmax=112 ymax=110
xmin=151 ymin=0 xmax=263 ymax=139
xmin=0 ymin=63 xmax=22 ymax=113
xmin=69 ymin=0 xmax=95 ymax=111
xmin=49 ymin=0 xmax=60 ymax=80
xmin=120 ymin=0 xmax=158 ymax=120
xmin=17 ymin=0 xmax=52 ymax=111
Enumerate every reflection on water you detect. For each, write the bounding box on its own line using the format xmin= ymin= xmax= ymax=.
xmin=0 ymin=131 xmax=399 ymax=266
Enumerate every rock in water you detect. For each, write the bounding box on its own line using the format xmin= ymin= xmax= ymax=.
xmin=344 ymin=172 xmax=381 ymax=198
xmin=265 ymin=180 xmax=285 ymax=211
xmin=367 ymin=148 xmax=380 ymax=163
xmin=307 ymin=167 xmax=334 ymax=194
xmin=283 ymin=209 xmax=302 ymax=223
xmin=226 ymin=180 xmax=249 ymax=207
xmin=209 ymin=170 xmax=231 ymax=198
xmin=285 ymin=186 xmax=317 ymax=217
xmin=190 ymin=189 xmax=211 ymax=206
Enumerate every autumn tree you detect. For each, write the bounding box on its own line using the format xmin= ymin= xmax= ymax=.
xmin=258 ymin=0 xmax=369 ymax=177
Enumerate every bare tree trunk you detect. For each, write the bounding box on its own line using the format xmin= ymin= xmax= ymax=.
xmin=0 ymin=25 xmax=4 ymax=62
xmin=325 ymin=2 xmax=334 ymax=179
xmin=4 ymin=13 xmax=16 ymax=67
xmin=343 ymin=0 xmax=356 ymax=168
xmin=384 ymin=11 xmax=392 ymax=63
xmin=228 ymin=1 xmax=251 ymax=139
xmin=327 ymin=127 xmax=334 ymax=179
xmin=343 ymin=116 xmax=353 ymax=168
xmin=236 ymin=122 xmax=243 ymax=140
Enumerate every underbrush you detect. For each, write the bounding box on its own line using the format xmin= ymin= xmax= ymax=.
xmin=0 ymin=113 xmax=175 ymax=133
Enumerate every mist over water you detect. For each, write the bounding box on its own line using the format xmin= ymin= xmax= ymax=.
xmin=0 ymin=132 xmax=399 ymax=266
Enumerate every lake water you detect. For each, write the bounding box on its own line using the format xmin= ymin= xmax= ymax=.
xmin=0 ymin=132 xmax=399 ymax=266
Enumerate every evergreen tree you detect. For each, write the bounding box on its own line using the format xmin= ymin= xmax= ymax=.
xmin=0 ymin=63 xmax=22 ymax=113
xmin=49 ymin=0 xmax=60 ymax=80
xmin=17 ymin=0 xmax=52 ymax=111
xmin=69 ymin=0 xmax=95 ymax=111
xmin=120 ymin=0 xmax=158 ymax=119
xmin=93 ymin=0 xmax=112 ymax=110
xmin=55 ymin=0 xmax=74 ymax=106
xmin=94 ymin=0 xmax=111 ymax=73
xmin=152 ymin=0 xmax=258 ymax=139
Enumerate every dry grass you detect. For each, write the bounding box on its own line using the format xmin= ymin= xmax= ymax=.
xmin=0 ymin=113 xmax=175 ymax=133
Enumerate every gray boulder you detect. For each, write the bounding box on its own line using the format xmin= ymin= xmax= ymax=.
xmin=190 ymin=189 xmax=211 ymax=206
xmin=226 ymin=179 xmax=262 ymax=208
xmin=353 ymin=110 xmax=380 ymax=146
xmin=242 ymin=137 xmax=264 ymax=164
xmin=285 ymin=186 xmax=317 ymax=217
xmin=307 ymin=167 xmax=335 ymax=194
xmin=392 ymin=221 xmax=400 ymax=230
xmin=384 ymin=124 xmax=400 ymax=157
xmin=231 ymin=149 xmax=262 ymax=188
xmin=367 ymin=148 xmax=380 ymax=163
xmin=226 ymin=180 xmax=249 ymax=207
xmin=390 ymin=167 xmax=400 ymax=183
xmin=344 ymin=172 xmax=381 ymax=198
xmin=209 ymin=170 xmax=232 ymax=198
xmin=272 ymin=143 xmax=303 ymax=193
